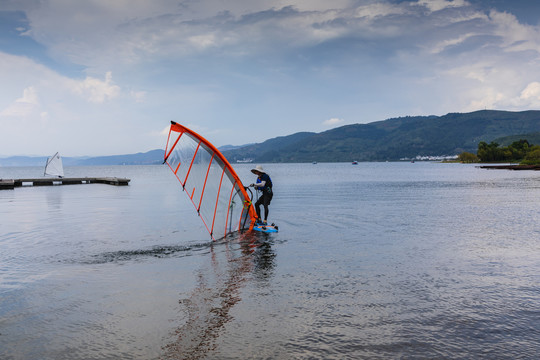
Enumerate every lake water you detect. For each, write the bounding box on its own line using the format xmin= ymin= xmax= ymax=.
xmin=1 ymin=162 xmax=539 ymax=359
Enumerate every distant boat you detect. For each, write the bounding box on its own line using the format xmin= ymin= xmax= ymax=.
xmin=236 ymin=158 xmax=253 ymax=163
xmin=44 ymin=152 xmax=64 ymax=178
xmin=352 ymin=161 xmax=358 ymax=165
xmin=312 ymin=161 xmax=317 ymax=164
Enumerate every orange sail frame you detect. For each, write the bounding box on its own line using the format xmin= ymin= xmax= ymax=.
xmin=164 ymin=122 xmax=257 ymax=240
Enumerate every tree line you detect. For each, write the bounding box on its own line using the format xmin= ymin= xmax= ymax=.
xmin=458 ymin=139 xmax=540 ymax=165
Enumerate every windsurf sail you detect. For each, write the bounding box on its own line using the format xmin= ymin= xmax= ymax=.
xmin=44 ymin=152 xmax=64 ymax=177
xmin=164 ymin=122 xmax=257 ymax=240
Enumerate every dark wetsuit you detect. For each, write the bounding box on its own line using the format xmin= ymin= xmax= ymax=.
xmin=255 ymin=173 xmax=273 ymax=221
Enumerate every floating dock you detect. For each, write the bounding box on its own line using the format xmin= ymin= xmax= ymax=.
xmin=0 ymin=177 xmax=130 ymax=190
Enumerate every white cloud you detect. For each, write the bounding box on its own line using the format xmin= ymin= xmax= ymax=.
xmin=489 ymin=10 xmax=540 ymax=53
xmin=19 ymin=86 xmax=39 ymax=105
xmin=500 ymin=82 xmax=540 ymax=109
xmin=1 ymin=1 xmax=453 ymax=69
xmin=464 ymin=89 xmax=505 ymax=111
xmin=159 ymin=125 xmax=170 ymax=136
xmin=520 ymin=82 xmax=540 ymax=101
xmin=188 ymin=34 xmax=218 ymax=50
xmin=353 ymin=2 xmax=407 ymax=19
xmin=415 ymin=0 xmax=469 ymax=13
xmin=0 ymin=52 xmax=154 ymax=156
xmin=69 ymin=71 xmax=120 ymax=103
xmin=7 ymin=0 xmax=539 ymax=73
xmin=130 ymin=90 xmax=147 ymax=103
xmin=429 ymin=33 xmax=475 ymax=54
xmin=323 ymin=118 xmax=344 ymax=126
xmin=0 ymin=87 xmax=40 ymax=117
xmin=2 ymin=1 xmax=540 ymax=155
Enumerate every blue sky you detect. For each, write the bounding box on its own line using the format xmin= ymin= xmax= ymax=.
xmin=1 ymin=0 xmax=540 ymax=156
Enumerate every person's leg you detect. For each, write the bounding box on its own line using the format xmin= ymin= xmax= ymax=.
xmin=262 ymin=194 xmax=270 ymax=222
xmin=263 ymin=204 xmax=269 ymax=221
xmin=254 ymin=197 xmax=262 ymax=220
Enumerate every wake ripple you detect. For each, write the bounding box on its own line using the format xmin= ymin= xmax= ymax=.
xmin=84 ymin=241 xmax=215 ymax=264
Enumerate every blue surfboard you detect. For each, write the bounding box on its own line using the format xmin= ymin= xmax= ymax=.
xmin=253 ymin=223 xmax=278 ymax=233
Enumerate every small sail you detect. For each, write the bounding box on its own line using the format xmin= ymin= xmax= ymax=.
xmin=44 ymin=152 xmax=64 ymax=178
xmin=164 ymin=122 xmax=257 ymax=240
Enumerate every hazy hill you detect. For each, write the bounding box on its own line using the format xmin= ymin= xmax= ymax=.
xmin=0 ymin=156 xmax=50 ymax=167
xmin=76 ymin=149 xmax=164 ymax=165
xmin=223 ymin=110 xmax=540 ymax=162
xmin=222 ymin=132 xmax=316 ymax=162
xmin=0 ymin=149 xmax=164 ymax=167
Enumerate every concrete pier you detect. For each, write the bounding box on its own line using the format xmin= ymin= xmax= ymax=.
xmin=0 ymin=177 xmax=130 ymax=190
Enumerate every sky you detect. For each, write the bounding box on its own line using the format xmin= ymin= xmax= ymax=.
xmin=1 ymin=0 xmax=540 ymax=156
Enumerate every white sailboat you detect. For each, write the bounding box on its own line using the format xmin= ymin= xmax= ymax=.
xmin=44 ymin=152 xmax=64 ymax=178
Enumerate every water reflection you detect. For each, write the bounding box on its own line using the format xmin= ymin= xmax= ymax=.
xmin=162 ymin=232 xmax=276 ymax=359
xmin=45 ymin=187 xmax=63 ymax=211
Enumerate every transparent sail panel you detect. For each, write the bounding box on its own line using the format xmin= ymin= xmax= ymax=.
xmin=165 ymin=125 xmax=253 ymax=240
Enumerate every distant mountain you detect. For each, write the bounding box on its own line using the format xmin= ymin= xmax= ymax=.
xmin=0 ymin=149 xmax=164 ymax=167
xmin=222 ymin=132 xmax=316 ymax=162
xmin=218 ymin=143 xmax=255 ymax=152
xmin=492 ymin=132 xmax=540 ymax=147
xmin=76 ymin=149 xmax=164 ymax=165
xmin=223 ymin=110 xmax=540 ymax=162
xmin=0 ymin=156 xmax=49 ymax=167
xmin=4 ymin=110 xmax=540 ymax=166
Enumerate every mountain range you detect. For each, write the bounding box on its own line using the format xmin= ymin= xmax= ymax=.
xmin=0 ymin=149 xmax=165 ymax=167
xmin=2 ymin=110 xmax=540 ymax=166
xmin=222 ymin=110 xmax=540 ymax=162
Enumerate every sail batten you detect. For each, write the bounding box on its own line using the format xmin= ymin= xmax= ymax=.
xmin=211 ymin=167 xmax=226 ymax=237
xmin=183 ymin=141 xmax=201 ymax=185
xmin=224 ymin=182 xmax=236 ymax=238
xmin=164 ymin=122 xmax=256 ymax=240
xmin=198 ymin=153 xmax=215 ymax=212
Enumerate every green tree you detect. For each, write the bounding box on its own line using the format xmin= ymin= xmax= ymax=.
xmin=458 ymin=152 xmax=479 ymax=163
xmin=477 ymin=140 xmax=534 ymax=162
xmin=521 ymin=145 xmax=540 ymax=165
xmin=509 ymin=139 xmax=530 ymax=159
xmin=477 ymin=141 xmax=501 ymax=162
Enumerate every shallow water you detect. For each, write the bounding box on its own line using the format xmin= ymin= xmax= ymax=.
xmin=1 ymin=163 xmax=539 ymax=359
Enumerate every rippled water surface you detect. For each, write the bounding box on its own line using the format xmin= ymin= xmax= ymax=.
xmin=1 ymin=163 xmax=539 ymax=359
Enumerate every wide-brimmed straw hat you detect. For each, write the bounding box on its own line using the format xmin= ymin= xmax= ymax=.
xmin=251 ymin=165 xmax=265 ymax=174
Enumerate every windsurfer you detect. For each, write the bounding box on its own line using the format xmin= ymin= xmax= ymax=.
xmin=250 ymin=165 xmax=273 ymax=225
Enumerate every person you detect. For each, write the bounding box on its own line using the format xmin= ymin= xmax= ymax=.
xmin=249 ymin=165 xmax=273 ymax=225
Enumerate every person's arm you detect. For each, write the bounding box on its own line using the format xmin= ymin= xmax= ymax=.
xmin=253 ymin=180 xmax=266 ymax=188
